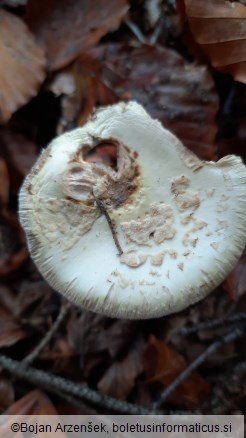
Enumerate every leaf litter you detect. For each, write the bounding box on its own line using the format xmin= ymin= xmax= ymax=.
xmin=0 ymin=0 xmax=245 ymax=416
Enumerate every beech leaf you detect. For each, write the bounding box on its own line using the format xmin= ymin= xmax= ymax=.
xmin=26 ymin=0 xmax=129 ymax=71
xmin=0 ymin=9 xmax=46 ymax=123
xmin=0 ymin=131 xmax=38 ymax=194
xmin=0 ymin=209 xmax=28 ymax=278
xmin=181 ymin=0 xmax=246 ymax=83
xmin=144 ymin=335 xmax=210 ymax=408
xmin=0 ymin=376 xmax=15 ymax=410
xmin=223 ymin=249 xmax=246 ymax=300
xmin=0 ymin=306 xmax=27 ymax=348
xmin=6 ymin=390 xmax=58 ymax=415
xmin=97 ymin=338 xmax=144 ymax=400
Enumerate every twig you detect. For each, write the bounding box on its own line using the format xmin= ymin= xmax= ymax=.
xmin=149 ymin=18 xmax=163 ymax=45
xmin=0 ymin=354 xmax=160 ymax=415
xmin=49 ymin=387 xmax=98 ymax=414
xmin=180 ymin=313 xmax=246 ymax=336
xmin=234 ymin=360 xmax=246 ymax=374
xmin=94 ymin=196 xmax=123 ymax=255
xmin=201 ymin=359 xmax=246 ymax=415
xmin=126 ymin=20 xmax=147 ymax=44
xmin=23 ymin=301 xmax=70 ymax=366
xmin=152 ymin=327 xmax=246 ymax=409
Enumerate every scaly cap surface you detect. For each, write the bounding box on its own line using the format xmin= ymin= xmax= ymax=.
xmin=19 ymin=102 xmax=246 ymax=319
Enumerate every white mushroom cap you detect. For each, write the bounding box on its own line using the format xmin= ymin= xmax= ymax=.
xmin=19 ymin=102 xmax=246 ymax=319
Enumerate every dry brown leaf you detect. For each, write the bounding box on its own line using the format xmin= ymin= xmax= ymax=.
xmin=223 ymin=248 xmax=246 ymax=299
xmin=217 ymin=83 xmax=246 ymax=162
xmin=53 ymin=45 xmax=218 ymax=159
xmin=181 ymin=0 xmax=246 ymax=83
xmin=68 ymin=312 xmax=139 ymax=378
xmin=85 ymin=44 xmax=218 ymax=160
xmin=97 ymin=337 xmax=144 ymax=400
xmin=26 ymin=0 xmax=129 ymax=71
xmin=15 ymin=280 xmax=56 ymax=330
xmin=0 ymin=131 xmax=38 ymax=194
xmin=0 ymin=9 xmax=46 ymax=123
xmin=6 ymin=390 xmax=58 ymax=415
xmin=0 ymin=209 xmax=28 ymax=278
xmin=144 ymin=335 xmax=210 ymax=408
xmin=0 ymin=375 xmax=15 ymax=410
xmin=39 ymin=338 xmax=75 ymax=361
xmin=49 ymin=58 xmax=104 ymax=132
xmin=0 ymin=158 xmax=9 ymax=205
xmin=0 ymin=306 xmax=27 ymax=347
xmin=1 ymin=391 xmax=61 ymax=438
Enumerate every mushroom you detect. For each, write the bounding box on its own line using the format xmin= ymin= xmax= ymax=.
xmin=19 ymin=102 xmax=246 ymax=319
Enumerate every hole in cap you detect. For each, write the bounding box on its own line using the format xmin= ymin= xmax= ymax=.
xmin=85 ymin=141 xmax=118 ymax=170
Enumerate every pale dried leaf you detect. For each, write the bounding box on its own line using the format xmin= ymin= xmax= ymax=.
xmin=0 ymin=9 xmax=46 ymax=123
xmin=183 ymin=0 xmax=246 ymax=83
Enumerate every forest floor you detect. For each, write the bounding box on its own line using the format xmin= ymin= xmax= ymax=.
xmin=0 ymin=0 xmax=245 ymax=415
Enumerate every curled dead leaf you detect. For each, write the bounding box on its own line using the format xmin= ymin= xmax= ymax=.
xmin=179 ymin=0 xmax=246 ymax=83
xmin=0 ymin=9 xmax=46 ymax=123
xmin=48 ymin=58 xmax=104 ymax=132
xmin=144 ymin=335 xmax=210 ymax=408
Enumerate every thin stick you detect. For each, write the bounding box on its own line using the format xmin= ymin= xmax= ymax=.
xmin=152 ymin=327 xmax=245 ymax=409
xmin=49 ymin=387 xmax=98 ymax=414
xmin=149 ymin=19 xmax=163 ymax=45
xmin=180 ymin=313 xmax=246 ymax=336
xmin=0 ymin=354 xmax=159 ymax=415
xmin=23 ymin=301 xmax=70 ymax=366
xmin=201 ymin=359 xmax=246 ymax=415
xmin=234 ymin=360 xmax=246 ymax=374
xmin=126 ymin=20 xmax=147 ymax=44
xmin=94 ymin=196 xmax=123 ymax=255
